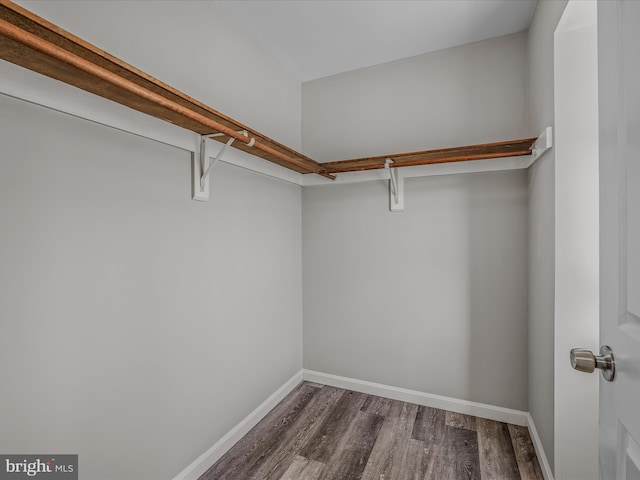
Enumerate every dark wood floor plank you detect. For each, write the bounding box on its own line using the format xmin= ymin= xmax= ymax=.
xmin=508 ymin=424 xmax=544 ymax=480
xmin=278 ymin=455 xmax=325 ymax=480
xmin=396 ymin=439 xmax=431 ymax=480
xmin=411 ymin=405 xmax=446 ymax=444
xmin=425 ymin=444 xmax=457 ymax=480
xmin=411 ymin=426 xmax=481 ymax=480
xmin=445 ymin=411 xmax=477 ymax=431
xmin=304 ymin=381 xmax=326 ymax=389
xmin=199 ymin=383 xmax=318 ymax=480
xmin=247 ymin=386 xmax=345 ymax=480
xmin=319 ymin=411 xmax=385 ymax=480
xmin=361 ymin=400 xmax=418 ymax=480
xmin=360 ymin=394 xmax=392 ymax=416
xmin=442 ymin=426 xmax=480 ymax=480
xmin=299 ymin=390 xmax=367 ymax=463
xmin=362 ymin=400 xmax=418 ymax=480
xmin=477 ymin=418 xmax=521 ymax=480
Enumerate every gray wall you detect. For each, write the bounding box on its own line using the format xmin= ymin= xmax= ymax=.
xmin=301 ymin=29 xmax=531 ymax=411
xmin=302 ymin=32 xmax=528 ymax=162
xmin=527 ymin=0 xmax=568 ymax=471
xmin=303 ymin=171 xmax=529 ymax=410
xmin=1 ymin=2 xmax=304 ymax=478
xmin=0 ymin=67 xmax=302 ymax=480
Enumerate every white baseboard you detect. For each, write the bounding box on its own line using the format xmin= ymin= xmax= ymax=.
xmin=527 ymin=413 xmax=555 ymax=480
xmin=302 ymin=369 xmax=529 ymax=427
xmin=173 ymin=370 xmax=304 ymax=480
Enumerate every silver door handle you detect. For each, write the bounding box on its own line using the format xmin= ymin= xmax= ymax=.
xmin=570 ymin=345 xmax=615 ymax=381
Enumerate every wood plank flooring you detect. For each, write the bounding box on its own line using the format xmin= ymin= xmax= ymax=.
xmin=199 ymin=382 xmax=543 ymax=480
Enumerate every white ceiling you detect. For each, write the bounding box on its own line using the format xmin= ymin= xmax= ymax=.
xmin=216 ymin=0 xmax=537 ymax=82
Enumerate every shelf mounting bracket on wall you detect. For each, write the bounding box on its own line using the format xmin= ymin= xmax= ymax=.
xmin=192 ymin=130 xmax=254 ymax=201
xmin=530 ymin=126 xmax=553 ymax=163
xmin=384 ymin=158 xmax=404 ymax=212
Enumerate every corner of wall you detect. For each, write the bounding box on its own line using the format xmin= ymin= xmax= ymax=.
xmin=525 ymin=0 xmax=570 ymax=474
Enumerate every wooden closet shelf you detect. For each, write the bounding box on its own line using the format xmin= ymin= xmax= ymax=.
xmin=0 ymin=0 xmax=334 ymax=179
xmin=0 ymin=1 xmax=536 ymax=180
xmin=321 ymin=138 xmax=537 ymax=174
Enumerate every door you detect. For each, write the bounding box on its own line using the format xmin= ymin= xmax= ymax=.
xmin=598 ymin=1 xmax=640 ymax=478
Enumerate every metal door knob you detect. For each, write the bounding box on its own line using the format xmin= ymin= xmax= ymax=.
xmin=570 ymin=345 xmax=615 ymax=381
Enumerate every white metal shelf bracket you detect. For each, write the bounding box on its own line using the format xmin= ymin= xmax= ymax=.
xmin=201 ymin=137 xmax=234 ymax=189
xmin=192 ymin=130 xmax=253 ymax=201
xmin=384 ymin=158 xmax=404 ymax=212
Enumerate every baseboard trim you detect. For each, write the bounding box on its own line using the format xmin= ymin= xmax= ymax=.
xmin=303 ymin=369 xmax=529 ymax=427
xmin=527 ymin=413 xmax=554 ymax=480
xmin=173 ymin=370 xmax=304 ymax=480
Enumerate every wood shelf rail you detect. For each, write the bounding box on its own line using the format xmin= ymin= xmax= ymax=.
xmin=0 ymin=0 xmax=335 ymax=180
xmin=0 ymin=0 xmax=536 ymax=180
xmin=320 ymin=138 xmax=537 ymax=174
